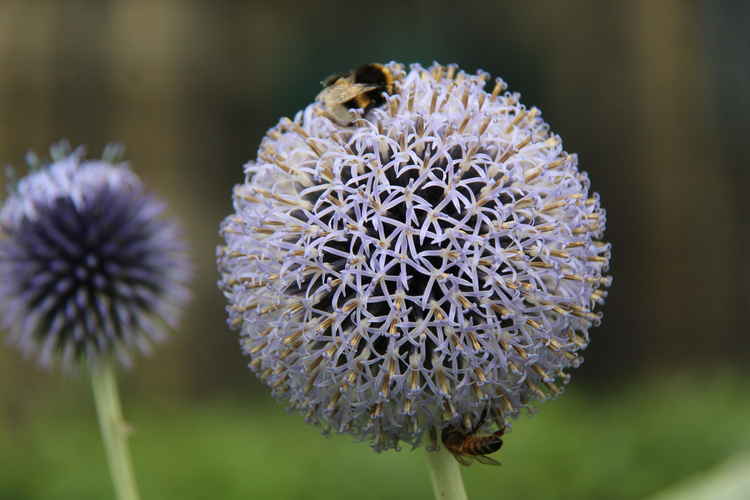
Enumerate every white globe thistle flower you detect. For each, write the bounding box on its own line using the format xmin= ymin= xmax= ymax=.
xmin=218 ymin=62 xmax=611 ymax=451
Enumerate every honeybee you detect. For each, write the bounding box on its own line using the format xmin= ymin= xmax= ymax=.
xmin=316 ymin=63 xmax=395 ymax=125
xmin=441 ymin=408 xmax=506 ymax=466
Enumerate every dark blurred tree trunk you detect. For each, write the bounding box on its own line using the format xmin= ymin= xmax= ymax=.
xmin=0 ymin=2 xmax=56 ymax=157
xmin=503 ymin=3 xmax=642 ymax=381
xmin=630 ymin=0 xmax=736 ymax=367
xmin=505 ymin=1 xmax=741 ymax=377
xmin=703 ymin=3 xmax=750 ymax=363
xmin=107 ymin=0 xmax=200 ymax=400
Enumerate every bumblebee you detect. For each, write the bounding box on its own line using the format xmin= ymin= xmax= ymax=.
xmin=316 ymin=63 xmax=395 ymax=125
xmin=441 ymin=408 xmax=505 ymax=466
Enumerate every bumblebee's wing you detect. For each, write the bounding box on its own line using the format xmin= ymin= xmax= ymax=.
xmin=321 ymin=74 xmax=342 ymax=87
xmin=474 ymin=455 xmax=502 ymax=466
xmin=322 ymin=105 xmax=358 ymax=126
xmin=316 ymin=83 xmax=378 ymax=104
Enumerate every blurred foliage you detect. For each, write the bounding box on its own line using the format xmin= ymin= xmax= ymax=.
xmin=2 ymin=374 xmax=749 ymax=500
xmin=650 ymin=452 xmax=750 ymax=500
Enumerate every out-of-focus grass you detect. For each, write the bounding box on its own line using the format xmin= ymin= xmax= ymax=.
xmin=2 ymin=375 xmax=749 ymax=500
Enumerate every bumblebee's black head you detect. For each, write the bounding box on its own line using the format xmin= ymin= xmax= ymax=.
xmin=349 ymin=63 xmax=394 ymax=110
xmin=354 ymin=64 xmax=392 ymax=89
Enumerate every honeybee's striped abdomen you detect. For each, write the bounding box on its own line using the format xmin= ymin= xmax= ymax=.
xmin=463 ymin=434 xmax=503 ymax=455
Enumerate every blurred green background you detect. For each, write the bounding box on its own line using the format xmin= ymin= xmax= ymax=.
xmin=1 ymin=1 xmax=748 ymax=499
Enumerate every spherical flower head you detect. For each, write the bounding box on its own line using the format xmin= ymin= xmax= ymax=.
xmin=0 ymin=143 xmax=191 ymax=367
xmin=218 ymin=62 xmax=611 ymax=451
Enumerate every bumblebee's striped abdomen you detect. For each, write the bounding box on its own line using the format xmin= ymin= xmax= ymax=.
xmin=345 ymin=93 xmax=376 ymax=111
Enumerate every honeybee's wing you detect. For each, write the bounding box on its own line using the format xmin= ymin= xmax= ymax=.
xmin=451 ymin=453 xmax=474 ymax=467
xmin=474 ymin=455 xmax=502 ymax=466
xmin=316 ymin=83 xmax=378 ymax=105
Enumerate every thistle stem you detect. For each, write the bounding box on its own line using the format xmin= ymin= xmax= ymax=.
xmin=425 ymin=446 xmax=469 ymax=500
xmin=90 ymin=358 xmax=141 ymax=500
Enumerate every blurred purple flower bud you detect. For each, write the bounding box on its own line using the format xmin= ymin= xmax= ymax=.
xmin=0 ymin=143 xmax=191 ymax=367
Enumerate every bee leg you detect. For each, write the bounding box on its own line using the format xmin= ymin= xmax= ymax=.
xmin=470 ymin=406 xmax=490 ymax=434
xmin=428 ymin=426 xmax=439 ymax=451
xmin=492 ymin=406 xmax=506 ymax=432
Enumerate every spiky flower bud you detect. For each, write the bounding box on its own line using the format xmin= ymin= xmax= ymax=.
xmin=218 ymin=62 xmax=611 ymax=451
xmin=0 ymin=143 xmax=191 ymax=367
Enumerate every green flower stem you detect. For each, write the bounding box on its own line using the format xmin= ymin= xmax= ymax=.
xmin=425 ymin=445 xmax=469 ymax=500
xmin=90 ymin=358 xmax=141 ymax=500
